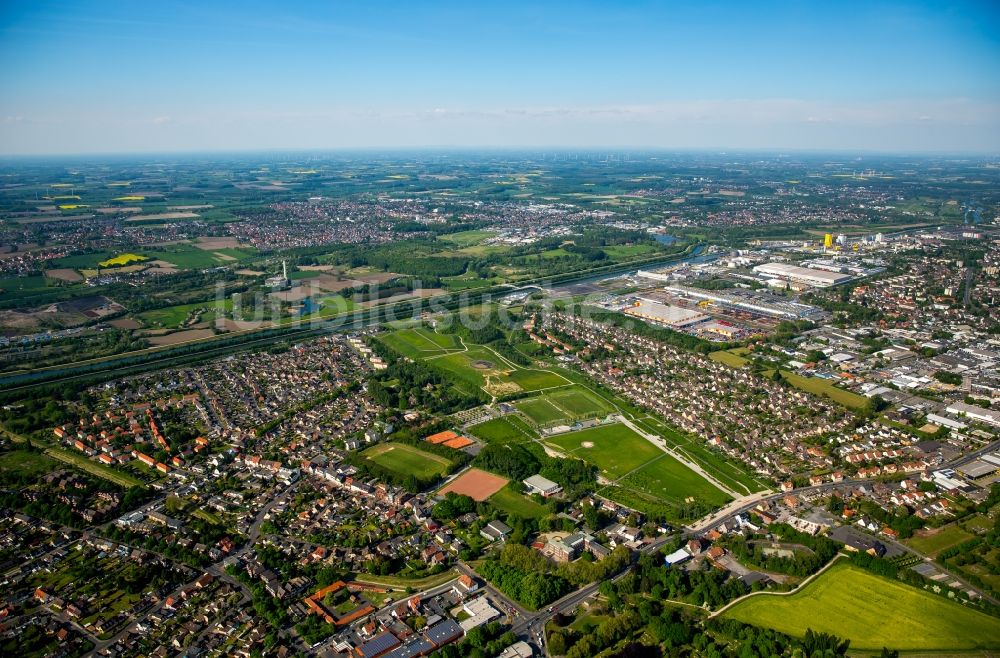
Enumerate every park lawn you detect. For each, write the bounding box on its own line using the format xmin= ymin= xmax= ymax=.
xmin=362 ymin=443 xmax=452 ymax=480
xmin=379 ymin=328 xmax=452 ymax=359
xmin=45 ymin=447 xmax=146 ymax=488
xmin=314 ymin=295 xmax=356 ymax=317
xmin=546 ymin=423 xmax=662 ymax=479
xmin=723 ymin=560 xmax=1000 ymax=651
xmin=622 ymin=454 xmax=731 ymax=507
xmin=906 ymin=524 xmax=975 ymax=557
xmin=0 ymin=450 xmax=59 ymax=480
xmin=411 ymin=327 xmax=461 ymax=349
xmin=427 ymin=348 xmax=494 ymax=388
xmin=467 ymin=417 xmax=536 ymax=444
xmin=489 ymin=487 xmax=549 ymax=519
xmin=505 ymin=368 xmax=569 ymax=391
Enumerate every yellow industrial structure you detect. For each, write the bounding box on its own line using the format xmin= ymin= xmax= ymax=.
xmin=823 ymin=233 xmax=834 ymax=248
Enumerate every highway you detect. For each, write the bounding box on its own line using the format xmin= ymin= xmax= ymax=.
xmin=0 ymin=245 xmax=706 ymax=395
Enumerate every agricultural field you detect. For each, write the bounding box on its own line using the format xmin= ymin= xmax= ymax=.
xmin=144 ymin=244 xmax=254 ymax=269
xmin=546 ymin=423 xmax=664 ymax=479
xmin=723 ymin=560 xmax=1000 ymax=651
xmin=489 ymin=486 xmax=549 ymax=519
xmin=99 ymin=253 xmax=147 ymax=267
xmin=362 ymin=442 xmax=453 ymax=480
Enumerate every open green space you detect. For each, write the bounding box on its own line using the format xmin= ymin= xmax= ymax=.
xmin=45 ymin=447 xmax=146 ymax=488
xmin=516 ymin=398 xmax=568 ymax=425
xmin=362 ymin=442 xmax=453 ymax=480
xmin=709 ymin=349 xmax=751 ymax=368
xmin=0 ymin=450 xmax=59 ymax=480
xmin=622 ymin=454 xmax=731 ymax=507
xmin=351 ymin=568 xmax=460 ymax=591
xmin=905 ymin=524 xmax=976 ymax=557
xmin=489 ymin=486 xmax=549 ymax=519
xmin=425 ymin=343 xmax=568 ymax=396
xmin=0 ymin=275 xmax=51 ymax=295
xmin=138 ymin=299 xmax=232 ymax=328
xmin=603 ymin=244 xmax=656 ymax=259
xmin=777 ymin=371 xmax=869 ymax=409
xmin=634 ymin=416 xmax=769 ymax=495
xmin=382 ymin=326 xmax=460 ymax=355
xmin=723 ymin=560 xmax=1000 ymax=651
xmin=438 ymin=229 xmax=498 ymax=247
xmin=546 ymin=423 xmax=663 ymax=479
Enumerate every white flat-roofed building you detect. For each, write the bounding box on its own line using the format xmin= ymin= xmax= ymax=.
xmin=623 ymin=299 xmax=709 ymax=328
xmin=753 ymin=262 xmax=852 ymax=287
xmin=523 ymin=474 xmax=562 ymax=497
xmin=946 ymin=402 xmax=1000 ymax=427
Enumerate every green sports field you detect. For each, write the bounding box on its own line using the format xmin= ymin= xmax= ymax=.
xmin=546 ymin=423 xmax=663 ymax=479
xmin=362 ymin=442 xmax=452 ymax=480
xmin=516 ymin=386 xmax=615 ymax=426
xmin=723 ymin=560 xmax=1000 ymax=651
xmin=621 ymin=455 xmax=731 ymax=507
xmin=517 ymin=397 xmax=568 ymax=425
xmin=467 ymin=417 xmax=536 ymax=444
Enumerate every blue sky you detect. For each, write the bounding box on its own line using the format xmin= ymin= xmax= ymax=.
xmin=1 ymin=0 xmax=998 ymax=154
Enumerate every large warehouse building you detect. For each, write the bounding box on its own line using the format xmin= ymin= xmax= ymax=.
xmin=752 ymin=262 xmax=852 ymax=287
xmin=623 ymin=299 xmax=710 ymax=328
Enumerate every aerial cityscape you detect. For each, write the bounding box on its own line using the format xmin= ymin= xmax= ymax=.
xmin=1 ymin=2 xmax=999 ymax=658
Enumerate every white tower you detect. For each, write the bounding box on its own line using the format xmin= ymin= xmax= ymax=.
xmin=282 ymin=260 xmax=288 ymax=281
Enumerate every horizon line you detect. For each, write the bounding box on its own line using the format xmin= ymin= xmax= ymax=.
xmin=2 ymin=145 xmax=999 ymax=159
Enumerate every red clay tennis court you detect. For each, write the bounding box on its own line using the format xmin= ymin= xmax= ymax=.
xmin=425 ymin=430 xmax=458 ymax=444
xmin=443 ymin=436 xmax=474 ymax=449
